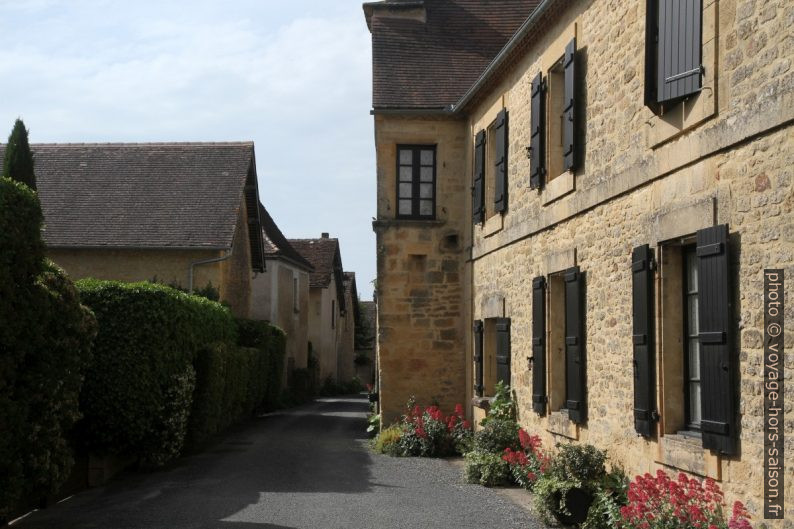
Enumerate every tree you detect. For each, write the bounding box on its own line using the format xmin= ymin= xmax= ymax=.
xmin=3 ymin=118 xmax=36 ymax=190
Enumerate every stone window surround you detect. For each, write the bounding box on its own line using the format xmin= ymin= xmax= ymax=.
xmin=472 ymin=294 xmax=506 ymax=409
xmin=474 ymin=96 xmax=507 ymax=239
xmin=396 ymin=144 xmax=437 ymax=220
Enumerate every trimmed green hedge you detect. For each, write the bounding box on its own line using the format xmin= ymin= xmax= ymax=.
xmin=76 ymin=280 xmax=237 ymax=466
xmin=0 ymin=178 xmax=96 ymax=519
xmin=236 ymin=319 xmax=286 ymax=411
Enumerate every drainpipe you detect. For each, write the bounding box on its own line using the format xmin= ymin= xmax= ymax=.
xmin=188 ymin=250 xmax=232 ymax=293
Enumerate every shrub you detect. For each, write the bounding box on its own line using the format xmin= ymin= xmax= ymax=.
xmin=396 ymin=400 xmax=471 ymax=457
xmin=464 ymin=450 xmax=510 ymax=487
xmin=3 ymin=119 xmax=36 ymax=189
xmin=501 ymin=428 xmax=550 ymax=490
xmin=0 ymin=177 xmax=96 ymax=518
xmin=480 ymin=381 xmax=516 ymax=426
xmin=583 ymin=465 xmax=629 ymax=529
xmin=472 ymin=418 xmax=520 ymax=454
xmin=373 ymin=425 xmax=402 ymax=455
xmin=236 ymin=319 xmax=286 ymax=411
xmin=77 ymin=280 xmax=236 ymax=465
xmin=620 ymin=470 xmax=753 ymax=529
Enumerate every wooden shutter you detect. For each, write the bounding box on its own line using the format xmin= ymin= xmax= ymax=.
xmin=563 ymin=37 xmax=576 ymax=172
xmin=529 ymin=72 xmax=546 ymax=190
xmin=493 ymin=109 xmax=508 ymax=213
xmin=473 ymin=320 xmax=484 ymax=397
xmin=696 ymin=224 xmax=737 ymax=455
xmin=532 ymin=276 xmax=547 ymax=415
xmin=472 ymin=131 xmax=485 ymax=224
xmin=495 ymin=318 xmax=511 ymax=387
xmin=656 ymin=0 xmax=703 ymax=104
xmin=632 ymin=245 xmax=657 ymax=436
xmin=644 ymin=0 xmax=659 ymax=106
xmin=564 ymin=266 xmax=586 ymax=424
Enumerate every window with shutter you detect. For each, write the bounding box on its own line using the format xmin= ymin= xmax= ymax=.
xmin=472 ymin=131 xmax=485 ymax=224
xmin=529 ymin=72 xmax=545 ymax=190
xmin=495 ymin=318 xmax=511 ymax=386
xmin=563 ymin=37 xmax=577 ymax=172
xmin=396 ymin=145 xmax=436 ymax=220
xmin=564 ymin=266 xmax=586 ymax=424
xmin=645 ymin=0 xmax=703 ymax=108
xmin=532 ymin=277 xmax=547 ymax=415
xmin=473 ymin=320 xmax=484 ymax=397
xmin=493 ymin=109 xmax=508 ymax=213
xmin=632 ymin=245 xmax=657 ymax=436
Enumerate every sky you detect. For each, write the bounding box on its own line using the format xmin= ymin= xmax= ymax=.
xmin=0 ymin=0 xmax=377 ymax=300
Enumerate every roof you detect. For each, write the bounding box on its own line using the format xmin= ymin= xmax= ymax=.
xmin=0 ymin=142 xmax=266 ymax=270
xmin=365 ymin=0 xmax=540 ymax=110
xmin=288 ymin=237 xmax=343 ymax=289
xmin=259 ymin=204 xmax=314 ymax=272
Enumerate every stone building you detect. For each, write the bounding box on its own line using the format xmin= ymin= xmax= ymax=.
xmin=290 ymin=234 xmax=351 ymax=383
xmin=0 ymin=142 xmax=266 ymax=317
xmin=251 ymin=204 xmax=314 ymax=379
xmin=365 ymin=0 xmax=793 ymax=521
xmin=339 ymin=272 xmax=360 ymax=383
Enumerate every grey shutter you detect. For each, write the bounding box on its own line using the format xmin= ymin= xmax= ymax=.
xmin=657 ymin=0 xmax=702 ymax=104
xmin=473 ymin=131 xmax=485 ymax=224
xmin=696 ymin=224 xmax=737 ymax=455
xmin=529 ymin=73 xmax=545 ymax=190
xmin=493 ymin=109 xmax=508 ymax=213
xmin=473 ymin=320 xmax=484 ymax=397
xmin=532 ymin=277 xmax=547 ymax=415
xmin=632 ymin=245 xmax=657 ymax=436
xmin=564 ymin=266 xmax=586 ymax=424
xmin=495 ymin=318 xmax=511 ymax=386
xmin=563 ymin=38 xmax=576 ymax=172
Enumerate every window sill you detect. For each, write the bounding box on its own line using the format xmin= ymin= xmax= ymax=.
xmin=541 ymin=171 xmax=575 ymax=206
xmin=656 ymin=433 xmax=720 ymax=479
xmin=545 ymin=410 xmax=579 ymax=440
xmin=481 ymin=214 xmax=503 ymax=237
xmin=372 ymin=218 xmax=444 ymax=230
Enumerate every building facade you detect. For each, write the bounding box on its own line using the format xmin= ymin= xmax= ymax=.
xmin=366 ymin=0 xmax=792 ymax=522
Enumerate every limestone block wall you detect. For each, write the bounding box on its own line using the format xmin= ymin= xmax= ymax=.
xmin=308 ymin=279 xmax=341 ymax=383
xmin=373 ymin=114 xmax=471 ymax=424
xmin=338 ymin=291 xmax=357 ymax=383
xmin=219 ymin=203 xmax=253 ymax=318
xmin=464 ymin=0 xmax=794 ymax=522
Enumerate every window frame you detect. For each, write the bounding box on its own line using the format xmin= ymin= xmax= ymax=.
xmin=682 ymin=244 xmax=702 ymax=432
xmin=396 ymin=144 xmax=437 ymax=220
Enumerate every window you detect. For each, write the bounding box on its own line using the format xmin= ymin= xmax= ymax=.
xmin=472 ymin=109 xmax=508 ymax=224
xmin=472 ymin=318 xmax=510 ymax=397
xmin=530 ymin=266 xmax=586 ymax=424
xmin=293 ymin=277 xmax=299 ymax=313
xmin=645 ymin=0 xmax=703 ymax=111
xmin=530 ymin=38 xmax=577 ymax=189
xmin=683 ymin=245 xmax=701 ymax=430
xmin=331 ymin=299 xmax=336 ymax=329
xmin=397 ymin=145 xmax=435 ymax=219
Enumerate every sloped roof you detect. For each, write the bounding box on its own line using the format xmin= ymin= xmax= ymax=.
xmin=259 ymin=204 xmax=314 ymax=272
xmin=365 ymin=0 xmax=539 ymax=109
xmin=0 ymin=143 xmax=265 ymax=268
xmin=289 ymin=237 xmax=342 ymax=289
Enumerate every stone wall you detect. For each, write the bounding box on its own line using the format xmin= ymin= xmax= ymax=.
xmin=465 ymin=0 xmax=794 ymax=523
xmin=220 ymin=201 xmax=254 ymax=318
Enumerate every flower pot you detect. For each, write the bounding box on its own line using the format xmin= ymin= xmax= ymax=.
xmin=552 ymin=486 xmax=593 ymax=526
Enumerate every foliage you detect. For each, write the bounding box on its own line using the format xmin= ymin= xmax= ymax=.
xmin=620 ymin=470 xmax=753 ymax=529
xmin=501 ymin=428 xmax=550 ymax=490
xmin=472 ymin=418 xmax=521 ymax=454
xmin=464 ymin=450 xmax=510 ymax=487
xmin=76 ymin=280 xmax=237 ymax=465
xmin=373 ymin=425 xmax=403 ymax=456
xmin=367 ymin=413 xmax=381 ymax=435
xmin=3 ymin=118 xmax=36 ymax=189
xmin=0 ymin=176 xmax=96 ymax=518
xmin=480 ymin=381 xmax=516 ymax=426
xmin=236 ymin=318 xmax=286 ymax=411
xmin=583 ymin=466 xmax=629 ymax=529
xmin=319 ymin=375 xmax=365 ymax=396
xmin=395 ymin=399 xmax=472 ymax=457
xmin=354 ymin=297 xmax=374 ymax=350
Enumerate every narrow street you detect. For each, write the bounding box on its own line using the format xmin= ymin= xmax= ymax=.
xmin=14 ymin=395 xmax=542 ymax=529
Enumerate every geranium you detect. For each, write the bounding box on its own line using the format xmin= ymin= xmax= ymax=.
xmin=620 ymin=470 xmax=752 ymax=529
xmin=395 ymin=398 xmax=472 ymax=457
xmin=501 ymin=427 xmax=548 ymax=490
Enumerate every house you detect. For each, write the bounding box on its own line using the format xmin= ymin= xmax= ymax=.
xmin=0 ymin=142 xmax=266 ymax=317
xmin=289 ymin=234 xmax=349 ymax=383
xmin=365 ymin=0 xmax=793 ymax=521
xmin=250 ymin=204 xmax=315 ymax=378
xmin=338 ymin=271 xmax=359 ymax=383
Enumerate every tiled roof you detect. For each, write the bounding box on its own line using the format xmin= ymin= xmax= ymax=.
xmin=366 ymin=0 xmax=539 ymax=109
xmin=259 ymin=204 xmax=314 ymax=272
xmin=289 ymin=237 xmax=342 ymax=289
xmin=0 ymin=143 xmax=263 ymax=261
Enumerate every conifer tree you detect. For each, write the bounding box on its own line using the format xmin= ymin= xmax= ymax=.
xmin=3 ymin=118 xmax=36 ymax=190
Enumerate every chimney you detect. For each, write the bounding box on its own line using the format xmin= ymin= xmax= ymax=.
xmin=321 ymin=232 xmax=329 ymax=239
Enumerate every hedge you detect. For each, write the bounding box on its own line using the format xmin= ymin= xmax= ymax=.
xmin=236 ymin=319 xmax=286 ymax=411
xmin=0 ymin=178 xmax=96 ymax=519
xmin=76 ymin=280 xmax=237 ymax=466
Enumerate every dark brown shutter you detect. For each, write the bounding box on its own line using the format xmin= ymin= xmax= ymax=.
xmin=632 ymin=245 xmax=657 ymax=436
xmin=696 ymin=224 xmax=737 ymax=455
xmin=644 ymin=0 xmax=659 ymax=107
xmin=532 ymin=276 xmax=547 ymax=415
xmin=563 ymin=37 xmax=576 ymax=172
xmin=657 ymin=0 xmax=702 ymax=104
xmin=472 ymin=130 xmax=485 ymax=224
xmin=473 ymin=320 xmax=484 ymax=397
xmin=529 ymin=72 xmax=545 ymax=190
xmin=495 ymin=318 xmax=511 ymax=386
xmin=564 ymin=266 xmax=586 ymax=424
xmin=493 ymin=109 xmax=508 ymax=213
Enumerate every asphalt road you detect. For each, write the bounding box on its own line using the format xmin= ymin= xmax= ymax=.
xmin=13 ymin=395 xmax=544 ymax=529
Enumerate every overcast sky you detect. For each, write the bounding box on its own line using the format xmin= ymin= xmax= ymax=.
xmin=0 ymin=0 xmax=377 ymax=299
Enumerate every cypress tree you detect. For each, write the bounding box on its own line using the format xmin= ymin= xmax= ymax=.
xmin=3 ymin=119 xmax=36 ymax=190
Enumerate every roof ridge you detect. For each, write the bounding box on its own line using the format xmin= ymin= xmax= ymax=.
xmin=19 ymin=141 xmax=255 ymax=147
